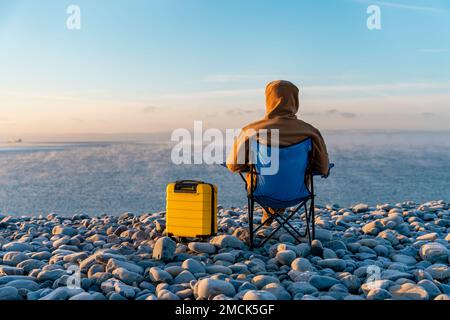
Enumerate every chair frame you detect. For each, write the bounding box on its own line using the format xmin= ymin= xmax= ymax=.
xmin=239 ymin=147 xmax=316 ymax=250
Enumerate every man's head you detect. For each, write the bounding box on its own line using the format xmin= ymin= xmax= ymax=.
xmin=265 ymin=80 xmax=300 ymax=119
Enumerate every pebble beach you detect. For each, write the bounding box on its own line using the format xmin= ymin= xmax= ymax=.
xmin=0 ymin=200 xmax=449 ymax=301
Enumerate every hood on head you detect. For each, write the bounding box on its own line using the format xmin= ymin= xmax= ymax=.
xmin=265 ymin=80 xmax=299 ymax=119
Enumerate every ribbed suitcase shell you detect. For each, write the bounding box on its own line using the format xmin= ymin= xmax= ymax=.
xmin=166 ymin=181 xmax=218 ymax=238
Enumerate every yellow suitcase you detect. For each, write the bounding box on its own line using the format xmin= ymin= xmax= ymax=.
xmin=166 ymin=180 xmax=218 ymax=238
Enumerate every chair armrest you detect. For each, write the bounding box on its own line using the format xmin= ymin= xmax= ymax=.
xmin=313 ymin=163 xmax=334 ymax=178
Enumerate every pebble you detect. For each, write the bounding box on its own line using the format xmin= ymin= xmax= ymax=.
xmin=417 ymin=279 xmax=442 ymax=299
xmin=243 ymin=290 xmax=277 ymax=300
xmin=196 ymin=279 xmax=236 ymax=299
xmin=389 ymin=283 xmax=429 ymax=300
xmin=2 ymin=242 xmax=33 ymax=252
xmin=276 ymin=250 xmax=296 ymax=265
xmin=291 ymin=258 xmax=313 ymax=272
xmin=149 ymin=267 xmax=173 ymax=283
xmin=174 ymin=270 xmax=196 ymax=284
xmin=309 ymin=275 xmax=340 ymax=291
xmin=288 ymin=282 xmax=318 ymax=295
xmin=310 ymin=240 xmax=324 ymax=256
xmin=112 ymin=268 xmax=143 ymax=285
xmin=0 ymin=286 xmax=20 ymax=300
xmin=367 ymin=288 xmax=392 ymax=300
xmin=152 ymin=237 xmax=176 ymax=261
xmin=425 ymin=264 xmax=450 ymax=281
xmin=182 ymin=258 xmax=206 ymax=274
xmin=251 ymin=275 xmax=280 ymax=289
xmin=419 ymin=242 xmax=449 ymax=263
xmin=317 ymin=259 xmax=346 ymax=271
xmin=188 ymin=242 xmax=216 ymax=254
xmin=210 ymin=235 xmax=244 ymax=249
xmin=2 ymin=252 xmax=29 ymax=266
xmin=391 ymin=254 xmax=417 ymax=266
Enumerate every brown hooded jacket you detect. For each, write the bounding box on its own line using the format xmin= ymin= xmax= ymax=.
xmin=226 ymin=80 xmax=330 ymax=176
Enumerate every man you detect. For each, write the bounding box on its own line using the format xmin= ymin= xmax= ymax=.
xmin=226 ymin=80 xmax=330 ymax=225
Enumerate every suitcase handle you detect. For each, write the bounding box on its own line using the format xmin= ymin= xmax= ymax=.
xmin=174 ymin=180 xmax=204 ymax=193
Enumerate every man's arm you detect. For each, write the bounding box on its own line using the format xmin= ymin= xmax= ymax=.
xmin=226 ymin=133 xmax=250 ymax=173
xmin=311 ymin=129 xmax=330 ymax=176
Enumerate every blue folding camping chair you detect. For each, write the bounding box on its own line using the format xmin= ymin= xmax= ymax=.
xmin=236 ymin=138 xmax=333 ymax=250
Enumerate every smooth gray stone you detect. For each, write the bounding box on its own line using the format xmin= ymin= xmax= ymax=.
xmin=106 ymin=258 xmax=144 ymax=275
xmin=37 ymin=269 xmax=66 ymax=282
xmin=5 ymin=279 xmax=40 ymax=291
xmin=210 ymin=235 xmax=244 ymax=249
xmin=0 ymin=265 xmax=24 ymax=276
xmin=52 ymin=226 xmax=78 ymax=237
xmin=69 ymin=292 xmax=94 ymax=300
xmin=310 ymin=240 xmax=324 ymax=257
xmin=288 ymin=282 xmax=318 ymax=295
xmin=182 ymin=258 xmax=205 ymax=274
xmin=112 ymin=267 xmax=144 ymax=285
xmin=418 ymin=279 xmax=442 ymax=299
xmin=425 ymin=264 xmax=450 ymax=280
xmin=152 ymin=237 xmax=176 ymax=261
xmin=157 ymin=289 xmax=181 ymax=300
xmin=419 ymin=243 xmax=449 ymax=263
xmin=317 ymin=259 xmax=347 ymax=272
xmin=2 ymin=252 xmax=29 ymax=266
xmin=188 ymin=242 xmax=216 ymax=254
xmin=391 ymin=254 xmax=417 ymax=266
xmin=196 ymin=279 xmax=236 ymax=299
xmin=291 ymin=258 xmax=313 ymax=272
xmin=367 ymin=288 xmax=392 ymax=300
xmin=262 ymin=283 xmax=291 ymax=300
xmin=381 ymin=270 xmax=414 ymax=281
xmin=17 ymin=259 xmax=45 ymax=273
xmin=243 ymin=290 xmax=277 ymax=300
xmin=276 ymin=250 xmax=296 ymax=265
xmin=204 ymin=265 xmax=233 ymax=275
xmin=309 ymin=275 xmax=340 ymax=290
xmin=251 ymin=275 xmax=280 ymax=289
xmin=149 ymin=267 xmax=173 ymax=283
xmin=0 ymin=275 xmax=37 ymax=285
xmin=0 ymin=286 xmax=20 ymax=300
xmin=2 ymin=242 xmax=33 ymax=252
xmin=39 ymin=287 xmax=84 ymax=300
xmin=389 ymin=283 xmax=429 ymax=300
xmin=174 ymin=270 xmax=196 ymax=284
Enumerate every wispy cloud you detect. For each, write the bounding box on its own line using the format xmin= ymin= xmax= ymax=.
xmin=417 ymin=49 xmax=450 ymax=54
xmin=142 ymin=105 xmax=159 ymax=113
xmin=204 ymin=74 xmax=275 ymax=83
xmin=353 ymin=0 xmax=450 ymax=14
xmin=225 ymin=108 xmax=261 ymax=116
xmin=304 ymin=109 xmax=358 ymax=119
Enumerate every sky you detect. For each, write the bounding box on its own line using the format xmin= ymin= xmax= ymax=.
xmin=0 ymin=0 xmax=449 ymax=139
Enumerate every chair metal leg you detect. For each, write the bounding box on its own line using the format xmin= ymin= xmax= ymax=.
xmin=310 ymin=197 xmax=315 ymax=240
xmin=304 ymin=203 xmax=312 ymax=245
xmin=248 ymin=197 xmax=254 ymax=250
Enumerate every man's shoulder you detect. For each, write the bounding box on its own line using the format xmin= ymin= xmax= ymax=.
xmin=296 ymin=119 xmax=322 ymax=135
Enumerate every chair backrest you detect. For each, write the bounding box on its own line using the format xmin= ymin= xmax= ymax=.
xmin=251 ymin=138 xmax=312 ymax=208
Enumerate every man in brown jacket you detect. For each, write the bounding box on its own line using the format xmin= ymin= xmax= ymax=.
xmin=226 ymin=80 xmax=330 ymax=224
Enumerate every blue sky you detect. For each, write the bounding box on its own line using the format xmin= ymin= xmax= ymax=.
xmin=0 ymin=0 xmax=449 ymax=137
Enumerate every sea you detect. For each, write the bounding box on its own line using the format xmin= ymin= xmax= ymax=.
xmin=0 ymin=131 xmax=449 ymax=216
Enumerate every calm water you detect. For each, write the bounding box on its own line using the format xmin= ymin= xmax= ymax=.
xmin=0 ymin=132 xmax=449 ymax=216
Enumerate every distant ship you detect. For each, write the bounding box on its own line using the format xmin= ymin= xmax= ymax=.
xmin=7 ymin=138 xmax=23 ymax=144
